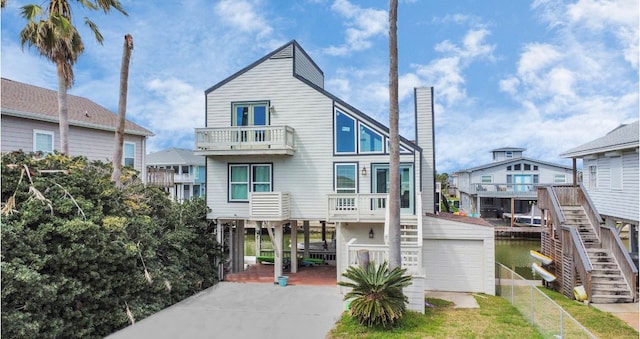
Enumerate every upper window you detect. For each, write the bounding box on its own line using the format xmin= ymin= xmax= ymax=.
xmin=232 ymin=102 xmax=269 ymax=126
xmin=589 ymin=165 xmax=598 ymax=188
xmin=506 ymin=166 xmax=512 ymax=171
xmin=229 ymin=164 xmax=272 ymax=201
xmin=359 ymin=124 xmax=383 ymax=153
xmin=514 ymin=164 xmax=521 ymax=171
xmin=124 ymin=142 xmax=135 ymax=167
xmin=554 ymin=174 xmax=566 ymax=183
xmin=335 ymin=110 xmax=356 ymax=153
xmin=505 ymin=151 xmax=513 ymax=158
xmin=33 ymin=130 xmax=54 ymax=154
xmin=335 ymin=163 xmax=357 ymax=193
xmin=524 ymin=164 xmax=531 ymax=171
xmin=481 ymin=175 xmax=492 ymax=183
xmin=533 ymin=165 xmax=538 ymax=171
xmin=610 ymin=156 xmax=622 ymax=189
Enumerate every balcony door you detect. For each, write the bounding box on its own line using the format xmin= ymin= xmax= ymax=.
xmin=233 ymin=102 xmax=269 ymax=143
xmin=372 ymin=164 xmax=414 ymax=214
xmin=514 ymin=174 xmax=532 ymax=192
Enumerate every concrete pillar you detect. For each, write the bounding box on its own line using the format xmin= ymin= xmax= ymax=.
xmin=290 ymin=220 xmax=298 ymax=273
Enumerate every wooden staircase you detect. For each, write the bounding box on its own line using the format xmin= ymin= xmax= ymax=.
xmin=562 ymin=205 xmax=635 ymax=303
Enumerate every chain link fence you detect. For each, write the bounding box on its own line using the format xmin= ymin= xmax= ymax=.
xmin=496 ymin=263 xmax=596 ymax=338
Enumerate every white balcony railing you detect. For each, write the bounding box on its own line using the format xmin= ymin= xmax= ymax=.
xmin=195 ymin=126 xmax=295 ymax=155
xmin=345 ymin=239 xmax=423 ymax=276
xmin=249 ymin=192 xmax=290 ymax=221
xmin=327 ymin=193 xmax=388 ymax=222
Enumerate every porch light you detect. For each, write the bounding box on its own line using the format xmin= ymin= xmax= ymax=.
xmin=361 ymin=166 xmax=367 ymax=176
xmin=369 ymin=228 xmax=374 ymax=239
xmin=269 ymin=106 xmax=275 ymax=114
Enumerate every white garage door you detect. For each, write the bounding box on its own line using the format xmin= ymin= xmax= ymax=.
xmin=423 ymin=239 xmax=485 ymax=292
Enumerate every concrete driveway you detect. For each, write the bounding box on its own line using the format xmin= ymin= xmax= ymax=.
xmin=106 ymin=282 xmax=345 ymax=339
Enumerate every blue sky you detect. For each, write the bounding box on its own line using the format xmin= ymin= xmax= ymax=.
xmin=2 ymin=0 xmax=638 ymax=174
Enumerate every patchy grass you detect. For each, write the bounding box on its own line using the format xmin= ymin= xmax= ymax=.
xmin=328 ymin=295 xmax=542 ymax=339
xmin=539 ymin=288 xmax=638 ymax=339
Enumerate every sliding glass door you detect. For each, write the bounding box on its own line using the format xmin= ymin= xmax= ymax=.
xmin=372 ymin=164 xmax=414 ymax=214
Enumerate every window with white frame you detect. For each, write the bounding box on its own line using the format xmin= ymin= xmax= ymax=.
xmin=481 ymin=175 xmax=492 ymax=183
xmin=610 ymin=156 xmax=622 ymax=189
xmin=335 ymin=163 xmax=357 ymax=193
xmin=554 ymin=174 xmax=566 ymax=183
xmin=229 ymin=164 xmax=272 ymax=201
xmin=33 ymin=130 xmax=54 ymax=154
xmin=124 ymin=142 xmax=135 ymax=167
xmin=589 ymin=165 xmax=597 ymax=188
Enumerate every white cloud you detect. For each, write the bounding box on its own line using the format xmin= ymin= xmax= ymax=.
xmin=214 ymin=0 xmax=273 ymax=39
xmin=323 ymin=0 xmax=387 ymax=56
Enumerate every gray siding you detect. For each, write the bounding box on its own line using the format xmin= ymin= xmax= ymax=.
xmin=293 ymin=45 xmax=323 ymax=88
xmin=205 ymin=55 xmax=421 ymax=220
xmin=584 ymin=150 xmax=639 ymax=222
xmin=1 ymin=115 xmax=147 ymax=172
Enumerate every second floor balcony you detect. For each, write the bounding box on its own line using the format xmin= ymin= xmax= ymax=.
xmin=464 ymin=183 xmax=540 ymax=198
xmin=327 ymin=193 xmax=419 ymax=223
xmin=194 ymin=125 xmax=295 ymax=156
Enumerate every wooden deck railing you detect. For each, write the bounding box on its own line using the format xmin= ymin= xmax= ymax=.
xmin=600 ymin=226 xmax=638 ymax=302
xmin=345 ymin=239 xmax=422 ymax=275
xmin=563 ymin=226 xmax=593 ymax=301
xmin=195 ymin=126 xmax=295 ymax=154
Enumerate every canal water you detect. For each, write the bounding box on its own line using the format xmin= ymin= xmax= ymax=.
xmin=495 ymin=239 xmax=541 ymax=280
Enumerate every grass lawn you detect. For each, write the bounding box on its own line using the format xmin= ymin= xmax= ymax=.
xmin=328 ymin=290 xmax=639 ymax=339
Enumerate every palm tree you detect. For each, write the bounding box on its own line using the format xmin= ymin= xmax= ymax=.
xmin=112 ymin=34 xmax=133 ymax=187
xmin=387 ymin=0 xmax=401 ymax=269
xmin=338 ymin=261 xmax=412 ymax=327
xmin=19 ymin=0 xmax=127 ymax=154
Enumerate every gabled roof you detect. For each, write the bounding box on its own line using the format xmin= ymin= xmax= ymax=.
xmin=1 ymin=78 xmax=154 ymax=136
xmin=457 ymin=156 xmax=572 ymax=173
xmin=491 ymin=147 xmax=526 ymax=152
xmin=204 ymin=40 xmax=422 ymax=153
xmin=146 ymin=147 xmax=205 ymax=166
xmin=560 ymin=120 xmax=639 ymax=158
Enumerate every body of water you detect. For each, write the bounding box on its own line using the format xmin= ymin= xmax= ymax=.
xmin=495 ymin=239 xmax=541 ymax=280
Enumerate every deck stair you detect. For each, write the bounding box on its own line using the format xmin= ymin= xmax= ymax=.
xmin=561 ymin=205 xmax=634 ymax=303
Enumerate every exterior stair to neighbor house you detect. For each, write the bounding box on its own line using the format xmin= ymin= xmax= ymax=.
xmin=562 ymin=205 xmax=635 ymax=303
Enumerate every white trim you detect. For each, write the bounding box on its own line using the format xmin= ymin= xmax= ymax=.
xmin=33 ymin=129 xmax=54 ymax=154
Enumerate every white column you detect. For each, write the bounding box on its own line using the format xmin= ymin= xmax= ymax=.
xmin=274 ymin=223 xmax=284 ymax=282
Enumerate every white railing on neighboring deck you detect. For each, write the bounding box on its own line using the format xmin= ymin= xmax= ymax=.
xmin=345 ymin=239 xmax=423 ymax=276
xmin=249 ymin=192 xmax=290 ymax=221
xmin=195 ymin=126 xmax=295 ymax=152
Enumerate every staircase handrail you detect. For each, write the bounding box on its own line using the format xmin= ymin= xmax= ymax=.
xmin=600 ymin=226 xmax=638 ymax=302
xmin=539 ymin=185 xmax=566 ymax=226
xmin=576 ymin=183 xmax=604 ymax=240
xmin=563 ymin=225 xmax=593 ymax=302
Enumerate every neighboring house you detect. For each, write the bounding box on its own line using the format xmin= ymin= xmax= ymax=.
xmin=195 ymin=40 xmax=495 ymax=312
xmin=1 ymin=78 xmax=153 ymax=180
xmin=453 ymin=147 xmax=574 ymax=224
xmin=560 ymin=121 xmax=639 ymax=262
xmin=146 ymin=147 xmax=206 ymax=202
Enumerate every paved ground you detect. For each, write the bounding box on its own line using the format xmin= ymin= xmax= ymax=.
xmin=591 ymin=302 xmax=639 ymax=331
xmin=106 ymin=282 xmax=344 ymax=339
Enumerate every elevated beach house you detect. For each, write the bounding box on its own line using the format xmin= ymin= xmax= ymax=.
xmin=1 ymin=78 xmax=154 ymax=179
xmin=195 ymin=40 xmax=494 ymax=311
xmin=452 ymin=147 xmax=574 ymax=226
xmin=146 ymin=147 xmax=206 ymax=202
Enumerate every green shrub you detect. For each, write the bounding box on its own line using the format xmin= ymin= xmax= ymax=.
xmin=338 ymin=261 xmax=412 ymax=328
xmin=1 ymin=151 xmax=223 ymax=337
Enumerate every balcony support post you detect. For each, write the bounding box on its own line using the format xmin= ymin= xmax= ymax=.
xmin=290 ymin=220 xmax=298 ymax=273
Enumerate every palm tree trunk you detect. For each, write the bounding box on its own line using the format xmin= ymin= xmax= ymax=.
xmin=112 ymin=34 xmax=133 ymax=187
xmin=388 ymin=0 xmax=401 ymax=269
xmin=56 ymin=60 xmax=70 ymax=154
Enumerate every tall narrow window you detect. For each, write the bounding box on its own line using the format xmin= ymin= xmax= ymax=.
xmin=335 ymin=110 xmax=356 ymax=153
xmin=589 ymin=165 xmax=598 ymax=188
xmin=33 ymin=130 xmax=54 ymax=154
xmin=252 ymin=165 xmax=272 ymax=192
xmin=335 ymin=163 xmax=357 ymax=193
xmin=610 ymin=156 xmax=622 ymax=189
xmin=124 ymin=142 xmax=135 ymax=167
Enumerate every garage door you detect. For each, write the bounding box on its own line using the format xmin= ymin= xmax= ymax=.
xmin=423 ymin=239 xmax=485 ymax=292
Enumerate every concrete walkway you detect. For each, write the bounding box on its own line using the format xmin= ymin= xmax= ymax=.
xmin=106 ymin=282 xmax=345 ymax=339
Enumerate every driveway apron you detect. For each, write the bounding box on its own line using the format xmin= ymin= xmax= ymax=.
xmin=106 ymin=282 xmax=345 ymax=339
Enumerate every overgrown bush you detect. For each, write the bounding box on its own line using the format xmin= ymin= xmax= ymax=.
xmin=338 ymin=261 xmax=412 ymax=328
xmin=1 ymin=151 xmax=223 ymax=338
